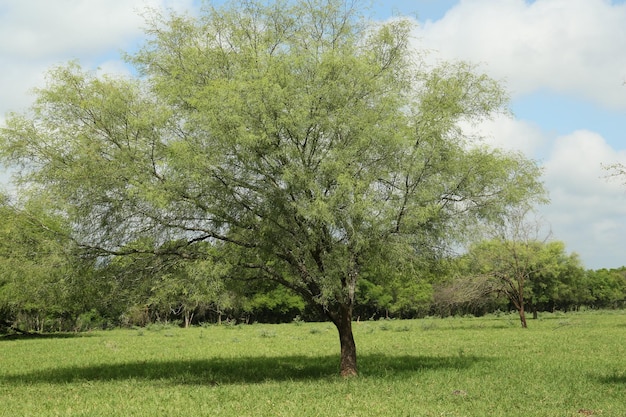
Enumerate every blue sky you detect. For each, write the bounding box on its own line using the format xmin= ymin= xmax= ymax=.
xmin=372 ymin=0 xmax=460 ymax=20
xmin=1 ymin=0 xmax=625 ymax=269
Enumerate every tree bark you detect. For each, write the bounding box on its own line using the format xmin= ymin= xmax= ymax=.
xmin=333 ymin=303 xmax=358 ymax=377
xmin=518 ymin=304 xmax=528 ymax=328
xmin=184 ymin=310 xmax=194 ymax=328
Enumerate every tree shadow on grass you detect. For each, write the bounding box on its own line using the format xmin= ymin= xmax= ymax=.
xmin=1 ymin=354 xmax=488 ymax=386
xmin=0 ymin=332 xmax=95 ymax=341
xmin=597 ymin=372 xmax=626 ymax=385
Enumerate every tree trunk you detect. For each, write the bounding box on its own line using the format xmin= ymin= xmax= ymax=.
xmin=184 ymin=310 xmax=194 ymax=328
xmin=333 ymin=303 xmax=358 ymax=377
xmin=511 ymin=283 xmax=527 ymax=329
xmin=518 ymin=304 xmax=528 ymax=328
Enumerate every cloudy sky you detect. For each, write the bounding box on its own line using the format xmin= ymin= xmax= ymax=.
xmin=1 ymin=0 xmax=625 ymax=269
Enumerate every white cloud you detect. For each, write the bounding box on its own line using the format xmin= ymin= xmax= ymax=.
xmin=0 ymin=0 xmax=197 ymax=197
xmin=545 ymin=130 xmax=626 ymax=194
xmin=1 ymin=1 xmax=148 ymax=59
xmin=461 ymin=114 xmax=548 ymax=157
xmin=0 ymin=0 xmax=196 ymax=116
xmin=464 ymin=121 xmax=626 ymax=268
xmin=96 ymin=59 xmax=135 ymax=78
xmin=0 ymin=63 xmax=47 ymax=115
xmin=414 ymin=0 xmax=626 ymax=110
xmin=410 ymin=0 xmax=626 ymax=267
xmin=540 ymin=131 xmax=626 ymax=268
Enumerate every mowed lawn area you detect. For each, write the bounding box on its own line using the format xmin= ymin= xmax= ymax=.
xmin=1 ymin=311 xmax=625 ymax=417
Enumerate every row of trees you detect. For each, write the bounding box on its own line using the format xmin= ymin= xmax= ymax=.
xmin=2 ymin=194 xmax=625 ymax=334
xmin=0 ymin=0 xmax=624 ymax=376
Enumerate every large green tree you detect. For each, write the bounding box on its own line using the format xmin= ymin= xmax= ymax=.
xmin=0 ymin=0 xmax=544 ymax=375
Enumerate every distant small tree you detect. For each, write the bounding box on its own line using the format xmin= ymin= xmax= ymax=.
xmin=96 ymin=240 xmax=229 ymax=327
xmin=585 ymin=267 xmax=626 ymax=309
xmin=356 ymin=241 xmax=435 ymax=319
xmin=525 ymin=242 xmax=584 ymax=316
xmin=453 ymin=210 xmax=581 ymax=328
xmin=550 ymin=265 xmax=592 ymax=311
xmin=433 ymin=271 xmax=505 ymax=317
xmin=148 ymin=258 xmax=229 ymax=327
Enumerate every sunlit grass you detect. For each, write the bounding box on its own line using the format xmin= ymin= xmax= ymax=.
xmin=1 ymin=311 xmax=625 ymax=416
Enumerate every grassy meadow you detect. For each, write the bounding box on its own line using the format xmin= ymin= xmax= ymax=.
xmin=1 ymin=311 xmax=625 ymax=417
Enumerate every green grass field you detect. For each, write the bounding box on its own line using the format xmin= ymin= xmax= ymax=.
xmin=1 ymin=311 xmax=625 ymax=417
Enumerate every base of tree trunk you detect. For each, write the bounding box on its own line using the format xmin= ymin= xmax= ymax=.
xmin=334 ymin=303 xmax=358 ymax=377
xmin=519 ymin=309 xmax=528 ymax=328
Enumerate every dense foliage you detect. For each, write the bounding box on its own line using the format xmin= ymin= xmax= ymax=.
xmin=1 ymin=197 xmax=624 ymax=333
xmin=0 ymin=194 xmax=89 ymax=332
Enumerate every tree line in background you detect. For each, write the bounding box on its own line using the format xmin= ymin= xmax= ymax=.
xmin=1 ymin=196 xmax=624 ymax=334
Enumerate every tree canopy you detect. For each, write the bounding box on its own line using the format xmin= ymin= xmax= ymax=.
xmin=0 ymin=0 xmax=545 ymax=375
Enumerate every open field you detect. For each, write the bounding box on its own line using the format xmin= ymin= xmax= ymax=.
xmin=1 ymin=311 xmax=625 ymax=417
